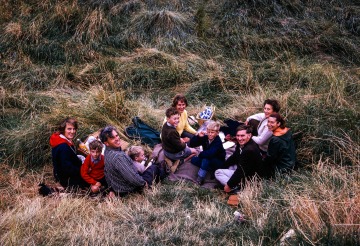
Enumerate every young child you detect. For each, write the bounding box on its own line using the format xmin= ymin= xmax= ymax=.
xmin=161 ymin=107 xmax=197 ymax=166
xmin=80 ymin=140 xmax=107 ymax=194
xmin=128 ymin=145 xmax=147 ymax=174
xmin=189 ymin=121 xmax=226 ymax=185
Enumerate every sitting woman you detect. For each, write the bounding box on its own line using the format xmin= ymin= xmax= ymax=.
xmin=163 ymin=94 xmax=197 ymax=142
xmin=262 ymin=112 xmax=296 ymax=177
xmin=50 ymin=117 xmax=88 ymax=189
xmin=221 ymin=99 xmax=280 ymax=154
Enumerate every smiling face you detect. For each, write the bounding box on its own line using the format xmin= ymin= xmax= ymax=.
xmin=264 ymin=104 xmax=274 ymax=118
xmin=207 ymin=129 xmax=219 ymax=141
xmin=64 ymin=123 xmax=76 ymax=140
xmin=103 ymin=130 xmax=122 ymax=149
xmin=175 ymin=100 xmax=186 ymax=114
xmin=167 ymin=114 xmax=180 ymax=127
xmin=267 ymin=116 xmax=281 ymax=132
xmin=235 ymin=129 xmax=252 ymax=147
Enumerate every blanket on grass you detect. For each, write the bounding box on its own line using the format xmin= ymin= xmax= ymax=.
xmin=152 ymin=143 xmax=236 ymax=189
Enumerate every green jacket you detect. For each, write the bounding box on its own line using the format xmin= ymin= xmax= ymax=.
xmin=265 ymin=128 xmax=296 ymax=172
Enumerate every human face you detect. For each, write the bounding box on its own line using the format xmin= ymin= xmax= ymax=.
xmin=207 ymin=129 xmax=219 ymax=141
xmin=176 ymin=100 xmax=186 ymax=114
xmin=236 ymin=130 xmax=251 ymax=147
xmin=267 ymin=116 xmax=281 ymax=132
xmin=264 ymin=104 xmax=274 ymax=118
xmin=104 ymin=130 xmax=122 ymax=148
xmin=64 ymin=123 xmax=76 ymax=140
xmin=167 ymin=114 xmax=180 ymax=127
xmin=135 ymin=150 xmax=145 ymax=162
xmin=90 ymin=149 xmax=101 ymax=160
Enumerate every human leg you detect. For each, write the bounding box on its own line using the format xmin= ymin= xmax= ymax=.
xmin=214 ymin=169 xmax=235 ymax=186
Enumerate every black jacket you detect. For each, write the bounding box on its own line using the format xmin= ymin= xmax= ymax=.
xmin=225 ymin=139 xmax=263 ymax=188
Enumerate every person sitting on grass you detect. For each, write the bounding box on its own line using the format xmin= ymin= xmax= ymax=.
xmin=215 ymin=125 xmax=263 ymax=193
xmin=189 ymin=121 xmax=226 ymax=185
xmin=161 ymin=107 xmax=197 ymax=172
xmin=50 ymin=117 xmax=88 ymax=190
xmin=100 ymin=126 xmax=161 ymax=196
xmin=262 ymin=113 xmax=296 ymax=178
xmin=128 ymin=145 xmax=147 ymax=174
xmin=80 ymin=139 xmax=107 ymax=195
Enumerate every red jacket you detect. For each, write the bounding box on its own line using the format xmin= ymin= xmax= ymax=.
xmin=80 ymin=155 xmax=105 ymax=185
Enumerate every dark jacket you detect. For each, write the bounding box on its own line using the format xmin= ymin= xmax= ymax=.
xmin=50 ymin=132 xmax=87 ymax=188
xmin=190 ymin=135 xmax=225 ymax=161
xmin=225 ymin=139 xmax=263 ymax=188
xmin=161 ymin=122 xmax=186 ymax=153
xmin=264 ymin=128 xmax=296 ymax=174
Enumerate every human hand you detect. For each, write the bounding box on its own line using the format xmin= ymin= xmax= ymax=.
xmin=198 ymin=131 xmax=206 ymax=137
xmin=244 ymin=120 xmax=248 ymax=125
xmin=182 ymin=137 xmax=190 ymax=143
xmin=224 ymin=184 xmax=231 ymax=193
xmin=91 ymin=184 xmax=100 ymax=193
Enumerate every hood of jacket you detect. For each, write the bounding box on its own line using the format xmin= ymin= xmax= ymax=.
xmin=49 ymin=132 xmax=73 ymax=148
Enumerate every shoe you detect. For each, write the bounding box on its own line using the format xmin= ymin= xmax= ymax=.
xmin=196 ymin=176 xmax=205 ymax=185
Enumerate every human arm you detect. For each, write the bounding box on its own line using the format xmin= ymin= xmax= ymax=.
xmin=181 ymin=110 xmax=197 ymax=135
xmin=80 ymin=155 xmax=98 ymax=185
xmin=252 ymin=125 xmax=273 ymax=146
xmin=246 ymin=112 xmax=265 ymax=123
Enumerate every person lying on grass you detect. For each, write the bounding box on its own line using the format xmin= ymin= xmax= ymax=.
xmin=161 ymin=107 xmax=197 ymax=166
xmin=100 ymin=125 xmax=162 ymax=196
xmin=215 ymin=125 xmax=263 ymax=193
xmin=80 ymin=139 xmax=108 ymax=195
xmin=189 ymin=121 xmax=226 ymax=185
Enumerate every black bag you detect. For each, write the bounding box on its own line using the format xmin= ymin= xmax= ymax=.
xmin=124 ymin=117 xmax=161 ymax=147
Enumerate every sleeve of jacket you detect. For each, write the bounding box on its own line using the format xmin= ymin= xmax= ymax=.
xmin=252 ymin=127 xmax=272 ymax=145
xmin=264 ymin=137 xmax=282 ymax=166
xmin=182 ymin=110 xmax=197 ymax=135
xmin=189 ymin=135 xmax=202 ymax=148
xmin=246 ymin=112 xmax=265 ymax=122
xmin=80 ymin=155 xmax=97 ymax=185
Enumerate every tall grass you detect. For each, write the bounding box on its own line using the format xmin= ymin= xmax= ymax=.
xmin=0 ymin=0 xmax=359 ymax=244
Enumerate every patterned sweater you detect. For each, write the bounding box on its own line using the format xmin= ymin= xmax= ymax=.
xmin=104 ymin=147 xmax=145 ymax=193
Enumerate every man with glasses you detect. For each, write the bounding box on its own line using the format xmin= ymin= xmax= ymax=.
xmin=100 ymin=125 xmax=160 ymax=196
xmin=215 ymin=125 xmax=263 ymax=193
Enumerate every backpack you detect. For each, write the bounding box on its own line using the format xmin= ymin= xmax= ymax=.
xmin=124 ymin=117 xmax=161 ymax=148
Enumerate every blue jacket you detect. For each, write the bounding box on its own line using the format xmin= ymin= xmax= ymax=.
xmin=190 ymin=135 xmax=226 ymax=161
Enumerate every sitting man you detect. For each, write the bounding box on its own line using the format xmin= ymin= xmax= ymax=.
xmin=100 ymin=125 xmax=160 ymax=196
xmin=215 ymin=125 xmax=263 ymax=193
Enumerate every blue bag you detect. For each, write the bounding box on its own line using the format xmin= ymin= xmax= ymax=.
xmin=124 ymin=117 xmax=161 ymax=148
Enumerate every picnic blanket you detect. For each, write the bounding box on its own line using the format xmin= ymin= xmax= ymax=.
xmin=152 ymin=143 xmax=236 ymax=189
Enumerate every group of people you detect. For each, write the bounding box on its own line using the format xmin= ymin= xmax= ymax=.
xmin=49 ymin=94 xmax=296 ymax=197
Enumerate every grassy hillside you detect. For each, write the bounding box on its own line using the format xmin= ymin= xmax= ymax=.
xmin=0 ymin=0 xmax=359 ymax=244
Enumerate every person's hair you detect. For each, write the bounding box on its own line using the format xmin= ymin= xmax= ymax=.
xmin=58 ymin=117 xmax=78 ymax=134
xmin=100 ymin=125 xmax=118 ymax=143
xmin=171 ymin=94 xmax=188 ymax=107
xmin=89 ymin=139 xmax=103 ymax=151
xmin=206 ymin=121 xmax=220 ymax=131
xmin=236 ymin=124 xmax=253 ymax=134
xmin=264 ymin=99 xmax=281 ymax=113
xmin=269 ymin=113 xmax=286 ymax=129
xmin=128 ymin=145 xmax=144 ymax=160
xmin=165 ymin=107 xmax=179 ymax=118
